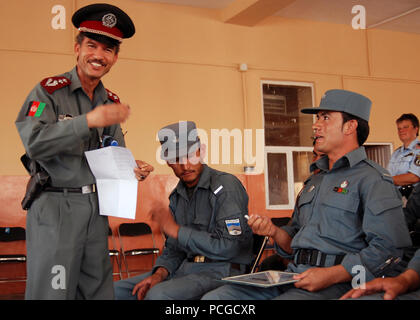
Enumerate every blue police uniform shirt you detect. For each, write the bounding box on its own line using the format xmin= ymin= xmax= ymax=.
xmin=152 ymin=164 xmax=253 ymax=277
xmin=277 ymin=147 xmax=412 ymax=281
xmin=387 ymin=138 xmax=420 ymax=187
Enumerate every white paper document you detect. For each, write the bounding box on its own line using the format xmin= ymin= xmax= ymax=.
xmin=85 ymin=146 xmax=138 ymax=219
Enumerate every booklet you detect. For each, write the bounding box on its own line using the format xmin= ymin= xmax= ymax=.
xmin=221 ymin=270 xmax=299 ymax=288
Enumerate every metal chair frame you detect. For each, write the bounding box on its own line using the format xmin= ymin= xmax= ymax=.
xmin=118 ymin=222 xmax=160 ymax=278
xmin=0 ymin=227 xmax=27 ymax=283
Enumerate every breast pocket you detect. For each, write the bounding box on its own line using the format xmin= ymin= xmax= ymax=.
xmin=296 ymin=188 xmax=316 ymax=225
xmin=319 ymin=191 xmax=361 ymax=242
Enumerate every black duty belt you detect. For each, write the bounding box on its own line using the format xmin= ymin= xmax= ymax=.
xmin=294 ymin=249 xmax=344 ymax=267
xmin=43 ymin=184 xmax=96 ymax=194
xmin=187 ymin=255 xmax=241 ymax=270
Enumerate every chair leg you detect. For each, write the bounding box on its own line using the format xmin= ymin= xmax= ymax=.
xmin=121 ymin=252 xmax=130 ymax=278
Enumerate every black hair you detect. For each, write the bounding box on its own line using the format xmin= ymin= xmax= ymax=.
xmin=396 ymin=113 xmax=419 ymax=136
xmin=341 ymin=112 xmax=370 ymax=146
xmin=76 ymin=32 xmax=120 ymax=55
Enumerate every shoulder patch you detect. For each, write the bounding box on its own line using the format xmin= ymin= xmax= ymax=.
xmin=40 ymin=76 xmax=71 ymax=94
xmin=364 ymin=159 xmax=393 ymax=183
xmin=415 ymin=154 xmax=420 ymax=167
xmin=106 ymin=89 xmax=120 ymax=103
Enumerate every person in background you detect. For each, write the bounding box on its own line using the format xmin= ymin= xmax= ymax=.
xmin=387 ymin=113 xmax=420 ymax=204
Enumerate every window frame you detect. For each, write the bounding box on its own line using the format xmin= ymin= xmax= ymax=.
xmin=261 ymin=80 xmax=315 ymax=210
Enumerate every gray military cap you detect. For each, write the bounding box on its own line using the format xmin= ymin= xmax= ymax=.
xmin=301 ymin=89 xmax=372 ymax=122
xmin=158 ymin=121 xmax=201 ymax=162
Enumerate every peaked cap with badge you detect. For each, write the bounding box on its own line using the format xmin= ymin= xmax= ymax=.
xmin=14 ymin=2 xmax=135 ymax=300
xmin=72 ymin=3 xmax=135 ymax=42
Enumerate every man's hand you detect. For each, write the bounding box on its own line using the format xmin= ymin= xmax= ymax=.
xmin=132 ymin=267 xmax=168 ymax=300
xmin=150 ymin=205 xmax=179 ymax=239
xmin=134 ymin=160 xmax=154 ymax=181
xmin=247 ymin=215 xmax=292 ymax=254
xmin=247 ymin=215 xmax=277 ymax=237
xmin=293 ymin=265 xmax=352 ymax=292
xmin=340 ymin=269 xmax=420 ymax=300
xmin=86 ymin=103 xmax=130 ymax=128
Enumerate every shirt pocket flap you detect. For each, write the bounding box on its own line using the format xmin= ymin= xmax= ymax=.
xmin=298 ymin=189 xmax=316 ymax=207
xmin=323 ymin=192 xmax=360 ymax=213
xmin=368 ymin=198 xmax=402 ymax=216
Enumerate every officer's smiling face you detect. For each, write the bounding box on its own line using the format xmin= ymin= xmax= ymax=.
xmin=75 ymin=37 xmax=118 ymax=82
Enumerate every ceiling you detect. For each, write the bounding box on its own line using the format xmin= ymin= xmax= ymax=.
xmin=140 ymin=0 xmax=420 ymax=34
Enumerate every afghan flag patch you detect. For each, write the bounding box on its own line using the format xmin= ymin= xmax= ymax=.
xmin=27 ymin=101 xmax=46 ymax=117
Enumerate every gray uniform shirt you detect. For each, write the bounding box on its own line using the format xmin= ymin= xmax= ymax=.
xmin=278 ymin=147 xmax=412 ymax=281
xmin=15 ymin=67 xmax=125 ymax=187
xmin=153 ymin=165 xmax=253 ymax=276
xmin=408 ymin=249 xmax=420 ymax=275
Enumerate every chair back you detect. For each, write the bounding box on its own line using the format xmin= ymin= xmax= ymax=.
xmin=0 ymin=227 xmax=26 ymax=242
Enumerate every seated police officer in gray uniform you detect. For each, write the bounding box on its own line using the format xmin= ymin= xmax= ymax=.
xmin=15 ymin=4 xmax=153 ymax=299
xmin=114 ymin=121 xmax=253 ymax=300
xmin=202 ymin=89 xmax=412 ymax=300
xmin=341 ymin=248 xmax=420 ymax=300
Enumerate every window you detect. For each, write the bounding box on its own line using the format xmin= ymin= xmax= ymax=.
xmin=262 ymin=81 xmax=315 ymax=210
xmin=364 ymin=143 xmax=393 ymax=168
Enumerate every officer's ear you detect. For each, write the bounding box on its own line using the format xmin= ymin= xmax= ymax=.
xmin=198 ymin=144 xmax=206 ymax=160
xmin=342 ymin=119 xmax=358 ymax=136
xmin=74 ymin=42 xmax=81 ymax=59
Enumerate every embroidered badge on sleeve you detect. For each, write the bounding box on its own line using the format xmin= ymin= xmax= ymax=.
xmin=27 ymin=101 xmax=46 ymax=117
xmin=225 ymin=218 xmax=242 ymax=236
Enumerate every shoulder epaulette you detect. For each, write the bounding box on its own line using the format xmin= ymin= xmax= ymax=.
xmin=106 ymin=89 xmax=120 ymax=103
xmin=364 ymin=158 xmax=393 ymax=182
xmin=40 ymin=76 xmax=71 ymax=94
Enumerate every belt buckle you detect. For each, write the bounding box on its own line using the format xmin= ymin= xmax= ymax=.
xmin=194 ymin=255 xmax=205 ymax=263
xmin=81 ymin=184 xmax=96 ymax=194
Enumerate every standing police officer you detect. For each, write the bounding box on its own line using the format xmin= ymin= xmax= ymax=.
xmin=203 ymin=89 xmax=412 ymax=300
xmin=15 ymin=4 xmax=153 ymax=299
xmin=387 ymin=113 xmax=420 ymax=202
xmin=114 ymin=121 xmax=253 ymax=300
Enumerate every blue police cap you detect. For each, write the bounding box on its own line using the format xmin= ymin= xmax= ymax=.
xmin=158 ymin=121 xmax=201 ymax=162
xmin=301 ymin=89 xmax=372 ymax=122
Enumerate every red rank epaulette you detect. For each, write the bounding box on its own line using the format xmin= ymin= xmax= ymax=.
xmin=40 ymin=76 xmax=71 ymax=94
xmin=106 ymin=89 xmax=120 ymax=103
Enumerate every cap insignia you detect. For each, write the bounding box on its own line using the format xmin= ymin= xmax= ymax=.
xmin=102 ymin=13 xmax=117 ymax=28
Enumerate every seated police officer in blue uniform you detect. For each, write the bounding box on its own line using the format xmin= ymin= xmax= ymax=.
xmin=202 ymin=89 xmax=412 ymax=300
xmin=114 ymin=121 xmax=253 ymax=300
xmin=387 ymin=113 xmax=420 ymax=202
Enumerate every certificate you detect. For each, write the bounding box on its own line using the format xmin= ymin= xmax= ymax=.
xmin=85 ymin=146 xmax=138 ymax=219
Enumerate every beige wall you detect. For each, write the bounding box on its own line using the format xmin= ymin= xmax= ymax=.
xmin=1 ymin=0 xmax=420 ymax=176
